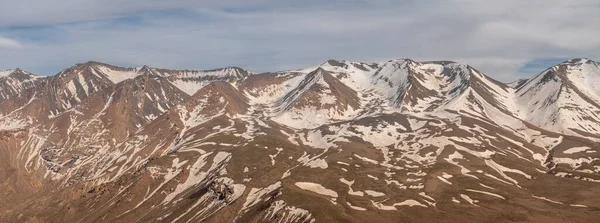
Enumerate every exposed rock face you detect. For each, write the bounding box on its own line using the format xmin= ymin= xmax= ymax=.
xmin=1 ymin=58 xmax=599 ymax=222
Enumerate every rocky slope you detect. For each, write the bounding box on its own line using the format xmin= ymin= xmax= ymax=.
xmin=0 ymin=58 xmax=599 ymax=222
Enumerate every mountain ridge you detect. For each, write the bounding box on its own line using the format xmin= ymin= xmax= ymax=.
xmin=4 ymin=57 xmax=595 ymax=82
xmin=0 ymin=57 xmax=599 ymax=222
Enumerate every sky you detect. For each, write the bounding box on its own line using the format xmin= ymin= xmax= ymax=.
xmin=0 ymin=0 xmax=599 ymax=82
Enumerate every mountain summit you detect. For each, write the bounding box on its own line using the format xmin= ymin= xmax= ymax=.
xmin=0 ymin=58 xmax=599 ymax=222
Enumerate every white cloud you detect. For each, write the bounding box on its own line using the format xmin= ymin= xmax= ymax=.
xmin=0 ymin=36 xmax=22 ymax=48
xmin=0 ymin=0 xmax=599 ymax=81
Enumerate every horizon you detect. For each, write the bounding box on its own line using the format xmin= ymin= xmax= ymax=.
xmin=1 ymin=1 xmax=599 ymax=82
xmin=1 ymin=57 xmax=597 ymax=83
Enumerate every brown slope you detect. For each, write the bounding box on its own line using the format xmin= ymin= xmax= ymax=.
xmin=0 ymin=69 xmax=46 ymax=104
xmin=13 ymin=74 xmax=188 ymax=185
xmin=189 ymin=81 xmax=249 ymax=115
xmin=284 ymin=111 xmax=600 ymax=222
xmin=0 ymin=62 xmax=115 ymax=130
xmin=272 ymin=68 xmax=361 ymax=128
xmin=0 ymin=74 xmax=190 ymax=220
xmin=238 ymin=72 xmax=299 ymax=99
xmin=291 ymin=69 xmax=359 ymax=110
xmin=3 ymin=59 xmax=600 ymax=223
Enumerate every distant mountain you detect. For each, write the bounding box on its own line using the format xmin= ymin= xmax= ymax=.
xmin=0 ymin=58 xmax=599 ymax=222
xmin=515 ymin=58 xmax=600 ymax=136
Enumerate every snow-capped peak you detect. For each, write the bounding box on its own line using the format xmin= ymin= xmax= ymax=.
xmin=0 ymin=68 xmax=39 ymax=80
xmin=0 ymin=68 xmax=31 ymax=77
xmin=514 ymin=58 xmax=600 ymax=136
xmin=0 ymin=68 xmax=16 ymax=77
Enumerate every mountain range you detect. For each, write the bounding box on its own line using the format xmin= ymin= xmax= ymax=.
xmin=0 ymin=58 xmax=599 ymax=222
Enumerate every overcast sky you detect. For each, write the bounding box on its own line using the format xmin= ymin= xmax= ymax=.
xmin=0 ymin=0 xmax=598 ymax=82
